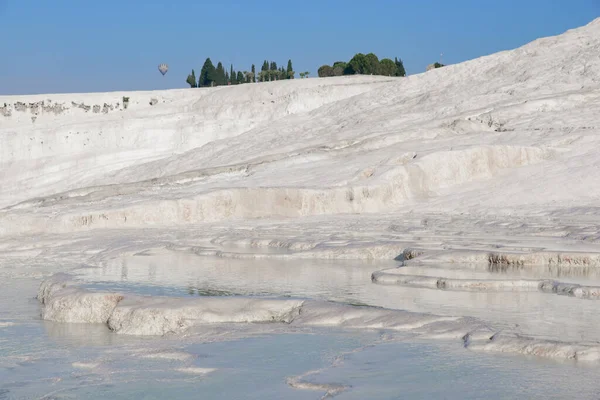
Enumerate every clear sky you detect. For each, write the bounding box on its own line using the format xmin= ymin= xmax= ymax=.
xmin=1 ymin=0 xmax=598 ymax=95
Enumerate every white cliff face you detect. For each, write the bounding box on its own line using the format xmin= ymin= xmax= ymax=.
xmin=2 ymin=20 xmax=600 ymax=229
xmin=0 ymin=79 xmax=391 ymax=210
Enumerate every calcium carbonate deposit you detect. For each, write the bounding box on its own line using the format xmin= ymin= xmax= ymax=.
xmin=2 ymin=18 xmax=600 ymax=399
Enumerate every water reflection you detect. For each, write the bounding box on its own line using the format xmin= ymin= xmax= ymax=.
xmin=487 ymin=263 xmax=600 ymax=280
xmin=186 ymin=286 xmax=235 ymax=297
xmin=121 ymin=259 xmax=128 ymax=281
xmin=43 ymin=320 xmax=117 ymax=347
xmin=71 ymin=249 xmax=600 ymax=343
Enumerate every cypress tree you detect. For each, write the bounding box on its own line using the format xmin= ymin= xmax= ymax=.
xmin=394 ymin=57 xmax=406 ymax=77
xmin=286 ymin=59 xmax=293 ymax=79
xmin=186 ymin=69 xmax=197 ymax=88
xmin=251 ymin=64 xmax=256 ymax=82
xmin=199 ymin=58 xmax=216 ymax=87
xmin=215 ymin=62 xmax=226 ymax=86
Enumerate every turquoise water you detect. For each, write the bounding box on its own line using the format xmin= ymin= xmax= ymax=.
xmin=4 ymin=251 xmax=600 ymax=399
xmin=3 ymin=318 xmax=600 ymax=399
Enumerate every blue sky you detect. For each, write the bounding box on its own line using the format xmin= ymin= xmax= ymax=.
xmin=1 ymin=0 xmax=598 ymax=94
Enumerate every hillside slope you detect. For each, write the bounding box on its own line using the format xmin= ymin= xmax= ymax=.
xmin=3 ymin=20 xmax=600 ymax=378
xmin=1 ymin=19 xmax=599 ymax=243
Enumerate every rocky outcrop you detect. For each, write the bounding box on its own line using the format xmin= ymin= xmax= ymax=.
xmin=0 ymin=99 xmax=123 ymax=119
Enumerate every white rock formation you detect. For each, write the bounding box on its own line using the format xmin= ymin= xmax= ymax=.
xmin=2 ymin=17 xmax=600 ymax=369
xmin=1 ymin=19 xmax=600 ymax=235
xmin=36 ymin=272 xmax=600 ymax=363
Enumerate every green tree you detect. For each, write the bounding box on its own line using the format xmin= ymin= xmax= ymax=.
xmin=318 ymin=65 xmax=335 ymax=77
xmin=270 ymin=61 xmax=277 ymax=71
xmin=379 ymin=58 xmax=396 ymax=76
xmin=262 ymin=60 xmax=269 ymax=72
xmin=364 ymin=53 xmax=380 ymax=74
xmin=332 ymin=61 xmax=346 ymax=76
xmin=230 ymin=65 xmax=236 ymax=84
xmin=236 ymin=71 xmax=244 ymax=83
xmin=225 ymin=70 xmax=230 ymax=84
xmin=346 ymin=53 xmax=368 ymax=74
xmin=394 ymin=57 xmax=406 ymax=76
xmin=286 ymin=59 xmax=293 ymax=79
xmin=251 ymin=64 xmax=256 ymax=82
xmin=215 ymin=62 xmax=226 ymax=85
xmin=186 ymin=69 xmax=197 ymax=88
xmin=199 ymin=58 xmax=216 ymax=87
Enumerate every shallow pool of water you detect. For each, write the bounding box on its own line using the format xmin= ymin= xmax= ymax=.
xmin=5 ymin=248 xmax=600 ymax=398
xmin=3 ymin=316 xmax=600 ymax=399
xmin=72 ymin=249 xmax=600 ymax=343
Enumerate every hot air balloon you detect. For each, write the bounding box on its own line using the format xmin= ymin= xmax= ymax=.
xmin=158 ymin=63 xmax=169 ymax=76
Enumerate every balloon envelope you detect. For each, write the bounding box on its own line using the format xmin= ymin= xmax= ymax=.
xmin=158 ymin=64 xmax=169 ymax=76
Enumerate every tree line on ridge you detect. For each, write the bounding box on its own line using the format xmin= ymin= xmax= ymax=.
xmin=185 ymin=53 xmax=425 ymax=88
